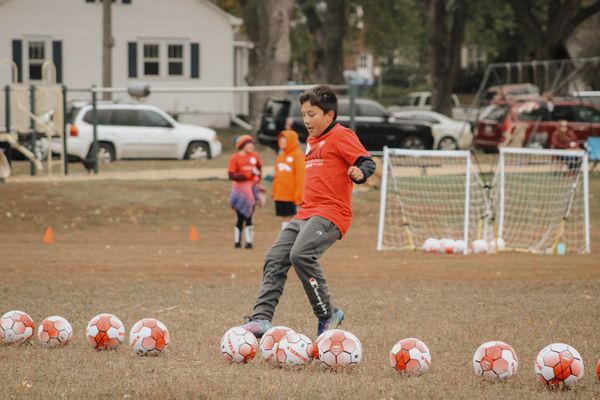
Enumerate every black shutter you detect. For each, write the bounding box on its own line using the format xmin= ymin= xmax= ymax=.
xmin=128 ymin=42 xmax=137 ymax=78
xmin=12 ymin=40 xmax=22 ymax=83
xmin=52 ymin=41 xmax=63 ymax=83
xmin=190 ymin=43 xmax=200 ymax=79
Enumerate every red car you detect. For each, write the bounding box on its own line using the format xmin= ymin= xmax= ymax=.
xmin=474 ymin=99 xmax=600 ymax=151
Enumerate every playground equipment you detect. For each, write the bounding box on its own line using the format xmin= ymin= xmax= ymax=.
xmin=0 ymin=59 xmax=65 ymax=176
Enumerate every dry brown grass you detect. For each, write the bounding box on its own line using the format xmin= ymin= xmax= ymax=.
xmin=0 ymin=176 xmax=599 ymax=399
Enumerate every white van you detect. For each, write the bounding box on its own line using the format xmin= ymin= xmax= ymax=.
xmin=52 ymin=103 xmax=222 ymax=164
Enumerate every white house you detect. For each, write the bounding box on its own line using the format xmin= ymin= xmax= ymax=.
xmin=0 ymin=0 xmax=250 ymax=127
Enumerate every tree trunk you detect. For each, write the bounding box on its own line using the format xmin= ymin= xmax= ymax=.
xmin=299 ymin=0 xmax=346 ymax=84
xmin=242 ymin=0 xmax=294 ymax=128
xmin=102 ymin=0 xmax=113 ymax=100
xmin=424 ymin=0 xmax=467 ymax=116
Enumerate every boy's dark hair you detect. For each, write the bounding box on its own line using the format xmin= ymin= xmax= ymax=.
xmin=299 ymin=85 xmax=338 ymax=119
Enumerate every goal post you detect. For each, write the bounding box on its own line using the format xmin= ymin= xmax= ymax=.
xmin=377 ymin=148 xmax=485 ymax=254
xmin=497 ymin=147 xmax=590 ymax=254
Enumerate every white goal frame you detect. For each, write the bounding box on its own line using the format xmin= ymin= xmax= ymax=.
xmin=376 ymin=147 xmax=473 ymax=254
xmin=497 ymin=147 xmax=590 ymax=254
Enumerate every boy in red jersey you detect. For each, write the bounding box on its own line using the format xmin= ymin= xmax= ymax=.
xmin=242 ymin=86 xmax=376 ymax=337
xmin=228 ymin=135 xmax=263 ymax=249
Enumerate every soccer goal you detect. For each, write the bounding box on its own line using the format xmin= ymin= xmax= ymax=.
xmin=497 ymin=147 xmax=590 ymax=254
xmin=376 ymin=148 xmax=487 ymax=254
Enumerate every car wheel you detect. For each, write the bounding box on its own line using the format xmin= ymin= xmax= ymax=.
xmin=96 ymin=143 xmax=115 ymax=164
xmin=437 ymin=136 xmax=458 ymax=150
xmin=185 ymin=142 xmax=211 ymax=160
xmin=399 ymin=135 xmax=427 ymax=150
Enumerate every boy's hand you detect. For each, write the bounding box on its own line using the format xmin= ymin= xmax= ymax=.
xmin=348 ymin=166 xmax=364 ymax=182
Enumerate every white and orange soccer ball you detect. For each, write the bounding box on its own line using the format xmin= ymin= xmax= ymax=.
xmin=316 ymin=329 xmax=362 ymax=369
xmin=471 ymin=239 xmax=489 ymax=254
xmin=86 ymin=313 xmax=126 ymax=350
xmin=488 ymin=237 xmax=506 ymax=253
xmin=439 ymin=238 xmax=456 ymax=254
xmin=220 ymin=326 xmax=258 ymax=363
xmin=129 ymin=318 xmax=169 ymax=356
xmin=422 ymin=238 xmax=440 ymax=253
xmin=535 ymin=343 xmax=584 ymax=389
xmin=0 ymin=310 xmax=35 ymax=344
xmin=453 ymin=240 xmax=467 ymax=254
xmin=390 ymin=338 xmax=431 ymax=374
xmin=37 ymin=316 xmax=73 ymax=347
xmin=259 ymin=325 xmax=295 ymax=364
xmin=472 ymin=341 xmax=518 ymax=380
xmin=276 ymin=332 xmax=314 ymax=367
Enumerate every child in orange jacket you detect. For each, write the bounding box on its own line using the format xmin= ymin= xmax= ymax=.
xmin=272 ymin=130 xmax=305 ymax=230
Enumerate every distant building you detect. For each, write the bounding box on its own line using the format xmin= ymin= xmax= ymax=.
xmin=0 ymin=0 xmax=251 ymax=127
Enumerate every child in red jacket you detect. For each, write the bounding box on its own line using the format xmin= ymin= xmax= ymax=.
xmin=228 ymin=135 xmax=263 ymax=249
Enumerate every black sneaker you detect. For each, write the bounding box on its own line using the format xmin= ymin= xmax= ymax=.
xmin=245 ymin=243 xmax=253 ymax=249
xmin=234 ymin=243 xmax=242 ymax=249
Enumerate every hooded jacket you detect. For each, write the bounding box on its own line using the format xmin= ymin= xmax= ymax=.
xmin=272 ymin=130 xmax=305 ymax=205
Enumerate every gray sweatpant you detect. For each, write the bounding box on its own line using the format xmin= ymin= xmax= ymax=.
xmin=251 ymin=216 xmax=340 ymax=321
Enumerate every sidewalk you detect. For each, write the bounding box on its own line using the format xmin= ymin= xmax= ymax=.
xmin=6 ymin=166 xmax=275 ymax=184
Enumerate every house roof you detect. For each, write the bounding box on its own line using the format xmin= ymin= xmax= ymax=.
xmin=199 ymin=0 xmax=242 ymax=27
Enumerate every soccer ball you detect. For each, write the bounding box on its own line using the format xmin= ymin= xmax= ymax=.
xmin=390 ymin=338 xmax=431 ymax=374
xmin=535 ymin=343 xmax=584 ymax=389
xmin=38 ymin=316 xmax=73 ymax=347
xmin=259 ymin=325 xmax=295 ymax=363
xmin=488 ymin=237 xmax=506 ymax=253
xmin=422 ymin=238 xmax=440 ymax=253
xmin=316 ymin=329 xmax=362 ymax=369
xmin=276 ymin=332 xmax=314 ymax=367
xmin=471 ymin=239 xmax=489 ymax=254
xmin=453 ymin=240 xmax=467 ymax=254
xmin=86 ymin=313 xmax=126 ymax=350
xmin=220 ymin=326 xmax=258 ymax=363
xmin=472 ymin=341 xmax=518 ymax=380
xmin=0 ymin=310 xmax=34 ymax=344
xmin=439 ymin=238 xmax=455 ymax=254
xmin=129 ymin=318 xmax=170 ymax=356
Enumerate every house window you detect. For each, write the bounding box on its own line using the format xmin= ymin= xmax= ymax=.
xmin=168 ymin=44 xmax=184 ymax=76
xmin=28 ymin=41 xmax=45 ymax=80
xmin=143 ymin=44 xmax=160 ymax=76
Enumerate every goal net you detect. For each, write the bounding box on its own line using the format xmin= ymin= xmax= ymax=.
xmin=376 ymin=149 xmax=487 ymax=254
xmin=497 ymin=147 xmax=590 ymax=254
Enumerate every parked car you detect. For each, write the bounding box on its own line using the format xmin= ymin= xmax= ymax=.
xmin=392 ymin=110 xmax=472 ymax=150
xmin=50 ymin=103 xmax=222 ymax=163
xmin=481 ymin=83 xmax=540 ymax=105
xmin=570 ymin=91 xmax=600 ymax=109
xmin=473 ymin=99 xmax=600 ymax=151
xmin=257 ymin=98 xmax=434 ymax=152
xmin=395 ymin=91 xmax=461 ymax=109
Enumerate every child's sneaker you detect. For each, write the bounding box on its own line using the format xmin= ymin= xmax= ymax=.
xmin=317 ymin=308 xmax=344 ymax=337
xmin=241 ymin=317 xmax=272 ymax=338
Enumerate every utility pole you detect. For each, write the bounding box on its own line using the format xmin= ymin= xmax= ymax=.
xmin=102 ymin=0 xmax=113 ymax=100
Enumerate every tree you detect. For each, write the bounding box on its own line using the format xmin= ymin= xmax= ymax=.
xmin=240 ymin=0 xmax=294 ymax=126
xmin=298 ymin=0 xmax=346 ymax=83
xmin=422 ymin=0 xmax=468 ymax=115
xmin=509 ymin=0 xmax=600 ymax=60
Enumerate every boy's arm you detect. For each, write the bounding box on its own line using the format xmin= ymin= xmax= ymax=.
xmin=349 ymin=156 xmax=376 ymax=184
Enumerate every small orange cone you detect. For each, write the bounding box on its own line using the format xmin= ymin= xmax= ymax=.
xmin=43 ymin=226 xmax=54 ymax=244
xmin=188 ymin=225 xmax=200 ymax=241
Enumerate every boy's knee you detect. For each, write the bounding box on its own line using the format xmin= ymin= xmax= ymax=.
xmin=290 ymin=247 xmax=310 ymax=267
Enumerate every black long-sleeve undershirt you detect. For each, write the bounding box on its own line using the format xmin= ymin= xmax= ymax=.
xmin=352 ymin=156 xmax=376 ymax=184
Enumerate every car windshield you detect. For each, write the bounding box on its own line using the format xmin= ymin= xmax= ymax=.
xmin=480 ymin=105 xmax=508 ymax=122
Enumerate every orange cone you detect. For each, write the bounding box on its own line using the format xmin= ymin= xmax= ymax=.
xmin=188 ymin=225 xmax=200 ymax=241
xmin=43 ymin=226 xmax=54 ymax=244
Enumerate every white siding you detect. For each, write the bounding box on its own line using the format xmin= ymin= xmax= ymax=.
xmin=0 ymin=0 xmax=241 ymax=128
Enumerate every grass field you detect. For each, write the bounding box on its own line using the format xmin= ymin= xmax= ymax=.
xmin=0 ymin=172 xmax=599 ymax=399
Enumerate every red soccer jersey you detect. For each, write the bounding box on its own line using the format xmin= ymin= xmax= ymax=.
xmin=295 ymin=123 xmax=369 ymax=237
xmin=228 ymin=151 xmax=262 ymax=182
